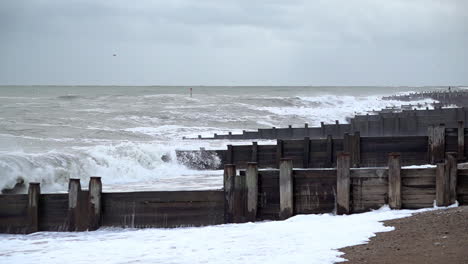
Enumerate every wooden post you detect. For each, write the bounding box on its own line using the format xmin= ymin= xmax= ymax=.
xmin=335 ymin=120 xmax=340 ymax=136
xmin=246 ymin=162 xmax=258 ymax=222
xmin=352 ymin=132 xmax=361 ymax=168
xmin=365 ymin=115 xmax=370 ymax=136
xmin=68 ymin=178 xmax=82 ymax=231
xmin=279 ymin=158 xmax=293 ymax=220
xmin=326 ymin=135 xmax=333 ymax=167
xmin=251 ymin=142 xmax=258 ymax=163
xmin=336 ymin=152 xmax=351 ymax=215
xmin=395 ymin=115 xmax=400 ymax=136
xmin=446 ymin=152 xmax=458 ymax=205
xmin=233 ymin=172 xmax=246 ymax=223
xmin=305 ymin=123 xmax=309 ymax=129
xmin=344 ymin=133 xmax=360 ymax=168
xmin=303 ymin=137 xmax=310 ymax=168
xmin=223 ymin=164 xmax=236 ymax=223
xmin=26 ymin=183 xmax=40 ymax=234
xmin=436 ymin=162 xmax=449 ymax=206
xmin=276 ymin=139 xmax=283 ymax=168
xmin=388 ymin=153 xmax=401 ymax=209
xmin=88 ymin=177 xmax=102 ymax=231
xmin=428 ymin=124 xmax=446 ymax=164
xmin=227 ymin=145 xmax=234 ymax=164
xmin=320 ymin=122 xmax=325 ymax=137
xmin=458 ymin=121 xmax=465 ymax=161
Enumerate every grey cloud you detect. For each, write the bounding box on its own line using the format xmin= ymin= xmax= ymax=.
xmin=0 ymin=0 xmax=467 ymax=85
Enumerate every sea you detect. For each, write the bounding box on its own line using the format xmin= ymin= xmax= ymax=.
xmin=0 ymin=86 xmax=442 ymax=193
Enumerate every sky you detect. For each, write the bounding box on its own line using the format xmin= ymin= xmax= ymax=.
xmin=0 ymin=0 xmax=467 ymax=86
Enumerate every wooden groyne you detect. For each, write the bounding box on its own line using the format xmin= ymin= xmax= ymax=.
xmin=186 ymin=107 xmax=467 ymax=140
xmin=177 ymin=123 xmax=467 ymax=170
xmin=382 ymin=89 xmax=468 ymax=106
xmin=1 ymin=153 xmax=467 ymax=233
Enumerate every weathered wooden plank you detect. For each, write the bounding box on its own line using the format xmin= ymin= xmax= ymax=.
xmin=279 ymin=159 xmax=293 ymax=220
xmin=252 ymin=142 xmax=258 ymax=162
xmin=388 ymin=153 xmax=402 ymax=209
xmin=337 ymin=152 xmax=351 ymax=214
xmin=447 ymin=153 xmax=458 ymax=204
xmin=303 ymin=137 xmax=310 ymax=168
xmin=224 ymin=164 xmax=236 ymax=223
xmin=26 ymin=183 xmax=40 ymax=234
xmin=436 ymin=162 xmax=448 ymax=206
xmin=88 ymin=177 xmax=102 ymax=231
xmin=246 ymin=162 xmax=258 ymax=222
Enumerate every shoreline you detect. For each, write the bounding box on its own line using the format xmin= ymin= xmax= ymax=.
xmin=338 ymin=206 xmax=468 ymax=263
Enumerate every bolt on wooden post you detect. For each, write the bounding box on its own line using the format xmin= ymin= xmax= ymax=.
xmin=336 ymin=152 xmax=351 ymax=215
xmin=279 ymin=158 xmax=293 ymax=220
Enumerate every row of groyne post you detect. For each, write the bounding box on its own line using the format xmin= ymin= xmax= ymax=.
xmin=185 ymin=106 xmax=467 ymax=140
xmin=382 ymin=88 xmax=468 ymax=105
xmin=1 ymin=91 xmax=468 ymax=234
xmin=176 ymin=121 xmax=466 ymax=170
xmin=1 ymin=152 xmax=467 ymax=233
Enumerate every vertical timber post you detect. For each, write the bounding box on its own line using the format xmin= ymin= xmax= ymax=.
xmin=227 ymin=145 xmax=234 ymax=165
xmin=251 ymin=142 xmax=258 ymax=163
xmin=223 ymin=164 xmax=236 ymax=223
xmin=446 ymin=152 xmax=458 ymax=205
xmin=326 ymin=135 xmax=333 ymax=167
xmin=336 ymin=152 xmax=351 ymax=215
xmin=68 ymin=179 xmax=82 ymax=231
xmin=276 ymin=139 xmax=283 ymax=168
xmin=279 ymin=158 xmax=293 ymax=220
xmin=352 ymin=132 xmax=361 ymax=168
xmin=303 ymin=137 xmax=310 ymax=168
xmin=436 ymin=162 xmax=448 ymax=206
xmin=458 ymin=121 xmax=465 ymax=161
xmin=26 ymin=183 xmax=40 ymax=234
xmin=428 ymin=124 xmax=446 ymax=164
xmin=246 ymin=162 xmax=258 ymax=222
xmin=88 ymin=177 xmax=102 ymax=231
xmin=388 ymin=153 xmax=401 ymax=209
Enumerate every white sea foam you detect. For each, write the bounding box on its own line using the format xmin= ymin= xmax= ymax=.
xmin=0 ymin=206 xmax=451 ymax=264
xmin=0 ymin=141 xmax=216 ymax=193
xmin=255 ymin=95 xmax=436 ymax=126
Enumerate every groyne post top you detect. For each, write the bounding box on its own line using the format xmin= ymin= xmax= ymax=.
xmin=27 ymin=182 xmax=40 ymax=234
xmin=388 ymin=153 xmax=401 ymax=209
xmin=279 ymin=158 xmax=293 ymax=220
xmin=246 ymin=162 xmax=258 ymax=222
xmin=337 ymin=152 xmax=351 ymax=215
xmin=68 ymin=179 xmax=81 ymax=209
xmin=88 ymin=177 xmax=102 ymax=231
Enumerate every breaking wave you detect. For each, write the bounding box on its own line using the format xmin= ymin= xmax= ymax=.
xmin=0 ymin=142 xmax=198 ymax=193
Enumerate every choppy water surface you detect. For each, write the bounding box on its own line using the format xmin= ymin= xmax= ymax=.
xmin=0 ymin=86 xmax=439 ymax=192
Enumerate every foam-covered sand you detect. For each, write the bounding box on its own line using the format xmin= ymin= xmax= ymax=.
xmin=0 ymin=206 xmax=452 ymax=264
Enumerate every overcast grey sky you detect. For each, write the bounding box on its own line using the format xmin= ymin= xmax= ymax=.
xmin=1 ymin=0 xmax=467 ymax=86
